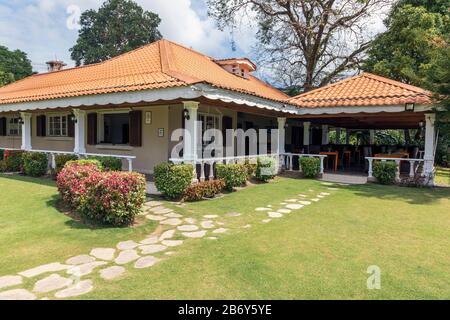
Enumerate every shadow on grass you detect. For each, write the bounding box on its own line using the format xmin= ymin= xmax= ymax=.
xmin=345 ymin=182 xmax=450 ymax=205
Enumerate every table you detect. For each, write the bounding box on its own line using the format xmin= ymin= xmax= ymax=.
xmin=320 ymin=151 xmax=339 ymax=172
xmin=374 ymin=152 xmax=409 ymax=159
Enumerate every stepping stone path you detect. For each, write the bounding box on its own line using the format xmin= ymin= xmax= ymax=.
xmin=255 ymin=207 xmax=271 ymax=211
xmin=286 ymin=199 xmax=298 ymax=202
xmin=134 ymin=256 xmax=160 ymax=269
xmin=0 ymin=275 xmax=22 ymax=290
xmin=298 ymin=201 xmax=312 ymax=205
xmin=226 ymin=212 xmax=241 ymax=217
xmin=146 ymin=214 xmax=167 ymax=221
xmin=201 ymin=221 xmax=215 ymax=229
xmin=268 ymin=212 xmax=283 ymax=218
xmin=67 ymin=261 xmax=108 ymax=277
xmin=161 ymin=218 xmax=183 ymax=226
xmin=207 ymin=237 xmax=218 ymax=240
xmin=115 ymin=250 xmax=140 ymax=265
xmin=140 ymin=236 xmax=159 ymax=245
xmin=277 ymin=209 xmax=291 ymax=214
xmin=66 ymin=255 xmax=95 ymax=265
xmin=312 ymin=198 xmax=320 ymax=202
xmin=212 ymin=228 xmax=227 ymax=234
xmin=162 ymin=240 xmax=183 ymax=247
xmin=145 ymin=201 xmax=162 ymax=207
xmin=262 ymin=219 xmax=272 ymax=223
xmin=165 ymin=213 xmax=183 ymax=218
xmin=184 ymin=218 xmax=197 ymax=224
xmin=151 ymin=207 xmax=173 ymax=215
xmin=183 ymin=230 xmax=207 ymax=238
xmin=99 ymin=266 xmax=125 ymax=280
xmin=0 ymin=289 xmax=36 ymax=300
xmin=117 ymin=240 xmax=140 ymax=251
xmin=178 ymin=225 xmax=199 ymax=232
xmin=55 ymin=280 xmax=93 ymax=298
xmin=19 ymin=263 xmax=70 ymax=278
xmin=204 ymin=215 xmax=218 ymax=219
xmin=90 ymin=248 xmax=115 ymax=261
xmin=159 ymin=230 xmax=175 ymax=241
xmin=139 ymin=244 xmax=167 ymax=255
xmin=33 ymin=274 xmax=73 ymax=293
xmin=285 ymin=204 xmax=304 ymax=210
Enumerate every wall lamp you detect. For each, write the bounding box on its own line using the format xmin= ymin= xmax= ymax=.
xmin=17 ymin=117 xmax=24 ymax=125
xmin=405 ymin=103 xmax=415 ymax=112
xmin=419 ymin=120 xmax=425 ymax=128
xmin=183 ymin=108 xmax=190 ymax=120
xmin=69 ymin=112 xmax=78 ymax=123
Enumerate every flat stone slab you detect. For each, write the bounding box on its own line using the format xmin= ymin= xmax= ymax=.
xmin=182 ymin=230 xmax=207 ymax=238
xmin=117 ymin=240 xmax=140 ymax=250
xmin=311 ymin=198 xmax=320 ymax=202
xmin=255 ymin=207 xmax=271 ymax=211
xmin=161 ymin=240 xmax=184 ymax=247
xmin=320 ymin=192 xmax=331 ymax=196
xmin=0 ymin=275 xmax=22 ymax=290
xmin=66 ymin=255 xmax=96 ymax=265
xmin=285 ymin=204 xmax=304 ymax=210
xmin=67 ymin=261 xmax=108 ymax=277
xmin=151 ymin=207 xmax=173 ymax=214
xmin=285 ymin=199 xmax=298 ymax=202
xmin=159 ymin=229 xmax=175 ymax=241
xmin=140 ymin=236 xmax=159 ymax=245
xmin=225 ymin=212 xmax=241 ymax=217
xmin=160 ymin=218 xmax=183 ymax=226
xmin=33 ymin=274 xmax=73 ymax=293
xmin=207 ymin=237 xmax=218 ymax=240
xmin=139 ymin=244 xmax=167 ymax=254
xmin=0 ymin=288 xmax=36 ymax=300
xmin=99 ymin=266 xmax=125 ymax=280
xmin=54 ymin=280 xmax=93 ymax=298
xmin=90 ymin=248 xmax=116 ymax=261
xmin=242 ymin=224 xmax=252 ymax=229
xmin=298 ymin=201 xmax=312 ymax=205
xmin=201 ymin=221 xmax=215 ymax=229
xmin=317 ymin=195 xmax=325 ymax=198
xmin=203 ymin=215 xmax=218 ymax=219
xmin=212 ymin=228 xmax=228 ymax=234
xmin=177 ymin=225 xmax=199 ymax=232
xmin=184 ymin=218 xmax=197 ymax=224
xmin=268 ymin=212 xmax=283 ymax=218
xmin=165 ymin=213 xmax=183 ymax=218
xmin=145 ymin=201 xmax=162 ymax=207
xmin=134 ymin=256 xmax=161 ymax=269
xmin=298 ymin=194 xmax=307 ymax=197
xmin=277 ymin=209 xmax=291 ymax=214
xmin=146 ymin=214 xmax=167 ymax=221
xmin=19 ymin=263 xmax=70 ymax=278
xmin=262 ymin=219 xmax=272 ymax=223
xmin=114 ymin=250 xmax=140 ymax=265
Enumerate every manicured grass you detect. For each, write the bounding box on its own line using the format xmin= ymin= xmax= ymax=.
xmin=1 ymin=174 xmax=450 ymax=299
xmin=436 ymin=167 xmax=450 ymax=186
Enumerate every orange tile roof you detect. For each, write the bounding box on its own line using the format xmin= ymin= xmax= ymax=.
xmin=289 ymin=73 xmax=433 ymax=108
xmin=0 ymin=39 xmax=288 ymax=105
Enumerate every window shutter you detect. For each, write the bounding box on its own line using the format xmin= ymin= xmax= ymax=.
xmin=0 ymin=117 xmax=6 ymax=136
xmin=36 ymin=115 xmax=46 ymax=137
xmin=87 ymin=113 xmax=97 ymax=145
xmin=68 ymin=116 xmax=75 ymax=138
xmin=129 ymin=110 xmax=142 ymax=147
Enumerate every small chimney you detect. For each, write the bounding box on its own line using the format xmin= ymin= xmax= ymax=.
xmin=46 ymin=60 xmax=67 ymax=72
xmin=215 ymin=58 xmax=256 ymax=79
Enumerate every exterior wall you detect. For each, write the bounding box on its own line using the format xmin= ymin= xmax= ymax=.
xmin=0 ymin=112 xmax=23 ymax=149
xmin=32 ymin=112 xmax=74 ymax=152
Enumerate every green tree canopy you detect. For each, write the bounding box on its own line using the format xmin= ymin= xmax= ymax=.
xmin=70 ymin=0 xmax=162 ymax=66
xmin=0 ymin=45 xmax=33 ymax=86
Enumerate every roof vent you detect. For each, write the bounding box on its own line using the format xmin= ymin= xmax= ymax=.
xmin=215 ymin=58 xmax=256 ymax=79
xmin=46 ymin=60 xmax=67 ymax=72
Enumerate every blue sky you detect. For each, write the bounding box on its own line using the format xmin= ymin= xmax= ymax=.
xmin=0 ymin=0 xmax=255 ymax=73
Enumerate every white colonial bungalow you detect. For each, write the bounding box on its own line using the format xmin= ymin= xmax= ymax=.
xmin=0 ymin=39 xmax=437 ymax=185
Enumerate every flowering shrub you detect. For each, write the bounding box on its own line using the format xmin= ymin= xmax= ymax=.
xmin=22 ymin=152 xmax=49 ymax=177
xmin=215 ymin=163 xmax=247 ymax=191
xmin=66 ymin=159 xmax=103 ymax=170
xmin=78 ymin=171 xmax=146 ymax=226
xmin=183 ymin=179 xmax=225 ymax=201
xmin=3 ymin=150 xmax=23 ymax=172
xmin=56 ymin=162 xmax=102 ymax=208
xmin=154 ymin=162 xmax=193 ymax=199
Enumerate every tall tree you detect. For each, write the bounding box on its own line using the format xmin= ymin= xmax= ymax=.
xmin=363 ymin=4 xmax=449 ymax=85
xmin=207 ymin=0 xmax=389 ymax=92
xmin=0 ymin=45 xmax=33 ymax=85
xmin=70 ymin=0 xmax=162 ymax=66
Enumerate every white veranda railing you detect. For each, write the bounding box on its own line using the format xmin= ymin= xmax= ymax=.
xmin=365 ymin=157 xmax=428 ymax=182
xmin=280 ymin=153 xmax=328 ymax=175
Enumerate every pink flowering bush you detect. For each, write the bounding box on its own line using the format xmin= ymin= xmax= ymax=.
xmin=78 ymin=171 xmax=146 ymax=226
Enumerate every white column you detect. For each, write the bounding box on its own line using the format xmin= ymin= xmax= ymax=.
xmin=303 ymin=122 xmax=310 ymax=147
xmin=346 ymin=129 xmax=350 ymax=145
xmin=73 ymin=109 xmax=86 ymax=154
xmin=424 ymin=113 xmax=436 ymax=184
xmin=277 ymin=117 xmax=286 ymax=155
xmin=183 ymin=101 xmax=199 ymax=182
xmin=369 ymin=130 xmax=375 ymax=145
xmin=322 ymin=125 xmax=329 ymax=145
xmin=335 ymin=128 xmax=341 ymax=145
xmin=20 ymin=112 xmax=32 ymax=151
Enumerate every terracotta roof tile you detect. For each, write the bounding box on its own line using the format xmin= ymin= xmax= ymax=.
xmin=289 ymin=73 xmax=433 ymax=108
xmin=0 ymin=39 xmax=288 ymax=105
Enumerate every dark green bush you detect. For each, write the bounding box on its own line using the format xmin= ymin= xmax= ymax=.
xmin=215 ymin=163 xmax=247 ymax=191
xmin=89 ymin=156 xmax=123 ymax=171
xmin=154 ymin=162 xmax=193 ymax=199
xmin=243 ymin=160 xmax=257 ymax=180
xmin=4 ymin=150 xmax=24 ymax=172
xmin=183 ymin=179 xmax=225 ymax=201
xmin=373 ymin=161 xmax=397 ymax=185
xmin=55 ymin=154 xmax=79 ymax=173
xmin=0 ymin=149 xmax=4 ymax=160
xmin=22 ymin=152 xmax=49 ymax=177
xmin=65 ymin=159 xmax=103 ymax=170
xmin=300 ymin=157 xmax=321 ymax=178
xmin=256 ymin=156 xmax=278 ymax=182
xmin=0 ymin=160 xmax=7 ymax=172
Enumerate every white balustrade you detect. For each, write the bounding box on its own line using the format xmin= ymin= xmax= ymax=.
xmin=365 ymin=157 xmax=426 ymax=182
xmin=280 ymin=153 xmax=327 ymax=175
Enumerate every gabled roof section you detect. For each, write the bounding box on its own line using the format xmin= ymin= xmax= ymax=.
xmin=289 ymin=73 xmax=433 ymax=108
xmin=0 ymin=39 xmax=288 ymax=105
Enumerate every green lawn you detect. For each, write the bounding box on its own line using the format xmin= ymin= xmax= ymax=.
xmin=436 ymin=167 xmax=450 ymax=186
xmin=1 ymin=174 xmax=450 ymax=299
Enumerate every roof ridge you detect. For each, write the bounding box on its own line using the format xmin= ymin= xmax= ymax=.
xmin=362 ymin=72 xmax=432 ymax=95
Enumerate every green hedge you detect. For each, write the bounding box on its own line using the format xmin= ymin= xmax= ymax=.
xmin=256 ymin=156 xmax=278 ymax=182
xmin=373 ymin=161 xmax=397 ymax=185
xmin=300 ymin=157 xmax=321 ymax=178
xmin=22 ymin=152 xmax=49 ymax=177
xmin=55 ymin=154 xmax=79 ymax=174
xmin=88 ymin=156 xmax=123 ymax=171
xmin=4 ymin=150 xmax=23 ymax=172
xmin=215 ymin=163 xmax=247 ymax=191
xmin=154 ymin=162 xmax=193 ymax=199
xmin=65 ymin=159 xmax=103 ymax=171
xmin=0 ymin=149 xmax=4 ymax=160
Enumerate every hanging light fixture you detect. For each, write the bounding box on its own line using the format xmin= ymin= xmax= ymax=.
xmin=17 ymin=117 xmax=24 ymax=125
xmin=183 ymin=108 xmax=190 ymax=120
xmin=69 ymin=112 xmax=77 ymax=123
xmin=405 ymin=102 xmax=415 ymax=112
xmin=419 ymin=120 xmax=425 ymax=128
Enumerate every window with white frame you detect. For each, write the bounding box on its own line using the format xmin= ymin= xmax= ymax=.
xmin=198 ymin=113 xmax=220 ymax=152
xmin=48 ymin=115 xmax=68 ymax=137
xmin=7 ymin=117 xmax=22 ymax=136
